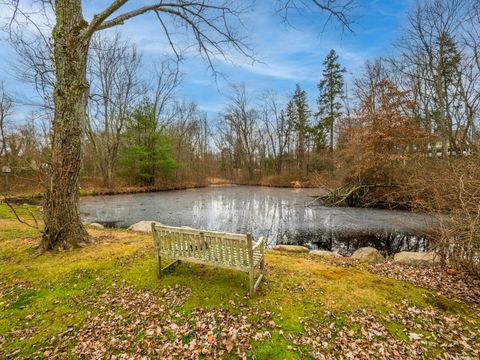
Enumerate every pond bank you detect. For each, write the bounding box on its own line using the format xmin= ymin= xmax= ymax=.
xmin=1 ymin=182 xmax=211 ymax=204
xmin=1 ymin=178 xmax=320 ymax=205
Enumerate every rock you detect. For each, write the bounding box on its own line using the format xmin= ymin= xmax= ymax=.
xmin=393 ymin=251 xmax=439 ymax=266
xmin=272 ymin=245 xmax=309 ymax=253
xmin=127 ymin=221 xmax=163 ymax=233
xmin=310 ymin=250 xmax=342 ymax=257
xmin=351 ymin=247 xmax=384 ymax=262
xmin=88 ymin=222 xmax=105 ymax=229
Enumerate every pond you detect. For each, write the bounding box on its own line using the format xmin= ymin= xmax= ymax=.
xmin=80 ymin=185 xmax=436 ymax=255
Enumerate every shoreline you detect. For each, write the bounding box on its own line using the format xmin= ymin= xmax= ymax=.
xmin=1 ymin=180 xmax=321 ymax=204
xmin=2 ymin=182 xmax=433 ymax=217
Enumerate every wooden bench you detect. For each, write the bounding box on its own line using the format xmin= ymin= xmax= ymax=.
xmin=151 ymin=223 xmax=265 ymax=296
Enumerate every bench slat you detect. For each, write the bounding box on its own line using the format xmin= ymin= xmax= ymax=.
xmin=236 ymin=240 xmax=241 ymax=266
xmin=155 ymin=224 xmax=247 ymax=241
xmin=219 ymin=237 xmax=224 ymax=263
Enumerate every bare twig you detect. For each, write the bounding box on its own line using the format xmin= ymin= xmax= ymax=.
xmin=2 ymin=196 xmax=43 ymax=233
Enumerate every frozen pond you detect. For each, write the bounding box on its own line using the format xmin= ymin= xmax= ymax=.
xmin=80 ymin=185 xmax=435 ymax=255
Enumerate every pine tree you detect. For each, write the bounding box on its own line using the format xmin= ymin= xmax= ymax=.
xmin=434 ymin=32 xmax=461 ymax=156
xmin=287 ymin=84 xmax=311 ymax=176
xmin=316 ymin=49 xmax=346 ymax=152
xmin=120 ymin=101 xmax=181 ymax=186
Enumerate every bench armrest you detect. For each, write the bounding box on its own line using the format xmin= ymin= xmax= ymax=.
xmin=253 ymin=236 xmax=266 ymax=252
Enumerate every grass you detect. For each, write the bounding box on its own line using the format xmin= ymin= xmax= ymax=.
xmin=0 ymin=204 xmax=479 ymax=358
xmin=0 ymin=203 xmax=42 ymax=220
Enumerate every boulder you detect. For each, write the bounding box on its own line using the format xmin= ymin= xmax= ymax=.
xmin=88 ymin=222 xmax=105 ymax=229
xmin=351 ymin=247 xmax=384 ymax=262
xmin=128 ymin=221 xmax=163 ymax=233
xmin=310 ymin=250 xmax=342 ymax=257
xmin=272 ymin=244 xmax=309 ymax=253
xmin=393 ymin=251 xmax=439 ymax=266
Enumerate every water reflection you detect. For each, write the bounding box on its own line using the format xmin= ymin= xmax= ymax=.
xmin=80 ymin=185 xmax=435 ymax=254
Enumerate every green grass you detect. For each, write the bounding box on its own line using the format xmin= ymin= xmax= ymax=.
xmin=0 ymin=216 xmax=479 ymax=358
xmin=0 ymin=203 xmax=42 ymax=220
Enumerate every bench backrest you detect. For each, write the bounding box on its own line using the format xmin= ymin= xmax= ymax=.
xmin=152 ymin=224 xmax=254 ymax=269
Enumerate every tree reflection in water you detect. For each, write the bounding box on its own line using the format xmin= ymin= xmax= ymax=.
xmin=81 ymin=185 xmax=435 ymax=254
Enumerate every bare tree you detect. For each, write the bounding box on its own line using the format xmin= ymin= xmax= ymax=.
xmin=353 ymin=58 xmax=392 ymax=113
xmin=3 ymin=0 xmax=355 ymax=250
xmin=5 ymin=117 xmax=43 ymax=169
xmin=0 ymin=82 xmax=13 ymax=158
xmin=163 ymin=100 xmax=211 ymax=182
xmin=152 ymin=60 xmax=182 ymax=130
xmin=392 ymin=0 xmax=478 ymax=157
xmin=218 ymin=84 xmax=260 ymax=179
xmin=86 ymin=32 xmax=142 ymax=188
xmin=259 ymin=91 xmax=292 ymax=174
xmin=459 ymin=3 xmax=480 ymax=152
xmin=6 ymin=4 xmax=55 ymax=111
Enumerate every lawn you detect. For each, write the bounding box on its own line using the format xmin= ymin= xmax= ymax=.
xmin=0 ymin=205 xmax=479 ymax=359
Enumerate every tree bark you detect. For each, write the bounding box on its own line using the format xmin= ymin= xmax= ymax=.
xmin=41 ymin=0 xmax=90 ymax=250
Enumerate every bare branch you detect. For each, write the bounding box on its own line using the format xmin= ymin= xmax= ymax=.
xmin=84 ymin=0 xmax=131 ymax=38
xmin=276 ymin=0 xmax=357 ymax=33
xmin=95 ymin=3 xmax=163 ymax=31
xmin=2 ymin=197 xmax=43 ymax=233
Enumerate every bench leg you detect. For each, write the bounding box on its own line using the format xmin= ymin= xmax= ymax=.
xmin=250 ymin=257 xmax=266 ymax=297
xmin=249 ymin=268 xmax=255 ymax=297
xmin=253 ymin=258 xmax=265 ymax=294
xmin=156 ymin=253 xmax=162 ymax=279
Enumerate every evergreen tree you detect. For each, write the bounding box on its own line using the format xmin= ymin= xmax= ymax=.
xmin=437 ymin=32 xmax=461 ymax=87
xmin=434 ymin=32 xmax=461 ymax=155
xmin=120 ymin=101 xmax=181 ymax=186
xmin=287 ymin=84 xmax=311 ymax=175
xmin=316 ymin=49 xmax=346 ymax=151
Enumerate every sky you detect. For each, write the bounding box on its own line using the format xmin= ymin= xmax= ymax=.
xmin=0 ymin=0 xmax=415 ymax=122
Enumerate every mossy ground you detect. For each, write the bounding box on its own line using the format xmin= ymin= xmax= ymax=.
xmin=0 ymin=204 xmax=478 ymax=358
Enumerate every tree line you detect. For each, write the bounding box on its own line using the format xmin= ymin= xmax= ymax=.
xmin=0 ymin=41 xmax=349 ymax=189
xmin=1 ymin=1 xmax=479 ymax=192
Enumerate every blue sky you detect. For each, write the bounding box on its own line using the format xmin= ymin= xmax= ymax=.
xmin=0 ymin=0 xmax=414 ymax=121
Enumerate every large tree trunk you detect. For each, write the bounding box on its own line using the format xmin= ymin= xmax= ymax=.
xmin=41 ymin=0 xmax=90 ymax=251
